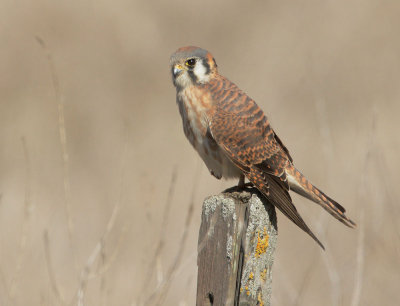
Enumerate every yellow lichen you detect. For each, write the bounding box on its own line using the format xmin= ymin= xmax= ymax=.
xmin=246 ymin=290 xmax=250 ymax=296
xmin=249 ymin=272 xmax=254 ymax=280
xmin=260 ymin=268 xmax=267 ymax=281
xmin=255 ymin=227 xmax=269 ymax=258
xmin=258 ymin=292 xmax=264 ymax=306
xmin=240 ymin=287 xmax=243 ymax=293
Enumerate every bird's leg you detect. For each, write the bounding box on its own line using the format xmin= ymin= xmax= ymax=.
xmin=238 ymin=174 xmax=245 ymax=188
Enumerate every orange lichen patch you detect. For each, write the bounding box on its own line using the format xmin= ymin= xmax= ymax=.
xmin=260 ymin=268 xmax=267 ymax=281
xmin=244 ymin=285 xmax=250 ymax=296
xmin=258 ymin=293 xmax=264 ymax=306
xmin=255 ymin=227 xmax=269 ymax=258
xmin=249 ymin=272 xmax=254 ymax=280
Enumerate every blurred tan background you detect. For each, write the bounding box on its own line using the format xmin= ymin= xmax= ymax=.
xmin=1 ymin=0 xmax=399 ymax=305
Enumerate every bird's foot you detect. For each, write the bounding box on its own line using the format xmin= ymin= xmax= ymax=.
xmin=238 ymin=175 xmax=253 ymax=189
xmin=223 ymin=182 xmax=254 ymax=193
xmin=224 ymin=175 xmax=253 ymax=193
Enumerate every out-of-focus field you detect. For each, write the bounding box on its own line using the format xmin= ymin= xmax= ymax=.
xmin=1 ymin=0 xmax=399 ymax=305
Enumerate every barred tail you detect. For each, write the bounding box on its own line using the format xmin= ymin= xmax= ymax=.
xmin=286 ymin=165 xmax=356 ymax=228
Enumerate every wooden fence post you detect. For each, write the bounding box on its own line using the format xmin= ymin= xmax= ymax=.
xmin=196 ymin=187 xmax=277 ymax=306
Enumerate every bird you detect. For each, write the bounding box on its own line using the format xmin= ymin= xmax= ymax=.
xmin=170 ymin=46 xmax=355 ymax=249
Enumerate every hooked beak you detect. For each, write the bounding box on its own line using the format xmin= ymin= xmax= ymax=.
xmin=173 ymin=64 xmax=184 ymax=77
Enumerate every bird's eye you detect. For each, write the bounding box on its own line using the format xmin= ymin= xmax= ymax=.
xmin=185 ymin=58 xmax=196 ymax=67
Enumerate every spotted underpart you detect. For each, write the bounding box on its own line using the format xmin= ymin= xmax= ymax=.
xmin=170 ymin=46 xmax=356 ymax=249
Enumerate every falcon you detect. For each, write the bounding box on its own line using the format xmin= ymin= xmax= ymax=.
xmin=170 ymin=46 xmax=355 ymax=249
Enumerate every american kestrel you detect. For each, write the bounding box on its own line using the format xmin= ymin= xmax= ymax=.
xmin=170 ymin=46 xmax=355 ymax=249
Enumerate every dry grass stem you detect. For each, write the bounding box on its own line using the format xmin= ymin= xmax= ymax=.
xmin=314 ymin=98 xmax=342 ymax=305
xmin=349 ymin=107 xmax=377 ymax=306
xmin=350 ymin=210 xmax=365 ymax=306
xmin=43 ymin=231 xmax=66 ymax=305
xmin=138 ymin=166 xmax=178 ymax=303
xmin=145 ymin=162 xmax=201 ymax=305
xmin=35 ymin=36 xmax=75 ymax=268
xmin=91 ymin=223 xmax=130 ymax=279
xmin=75 ymin=133 xmax=129 ymax=306
xmin=9 ymin=137 xmax=32 ymax=300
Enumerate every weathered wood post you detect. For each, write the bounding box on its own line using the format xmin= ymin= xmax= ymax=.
xmin=196 ymin=187 xmax=277 ymax=306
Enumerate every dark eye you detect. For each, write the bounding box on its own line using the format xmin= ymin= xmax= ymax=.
xmin=185 ymin=58 xmax=196 ymax=67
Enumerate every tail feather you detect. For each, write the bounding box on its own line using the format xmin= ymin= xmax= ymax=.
xmin=286 ymin=166 xmax=356 ymax=228
xmin=248 ymin=168 xmax=325 ymax=250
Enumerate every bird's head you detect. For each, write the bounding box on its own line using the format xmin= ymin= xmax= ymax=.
xmin=170 ymin=46 xmax=218 ymax=90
